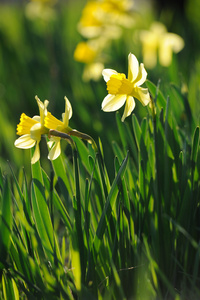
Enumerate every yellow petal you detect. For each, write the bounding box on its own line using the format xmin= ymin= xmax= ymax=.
xmin=31 ymin=141 xmax=40 ymax=164
xmin=128 ymin=53 xmax=139 ymax=82
xmin=121 ymin=96 xmax=135 ymax=122
xmin=14 ymin=134 xmax=36 ymax=149
xmin=48 ymin=139 xmax=61 ymax=160
xmin=101 ymin=94 xmax=126 ymax=112
xmin=102 ymin=69 xmax=118 ymax=82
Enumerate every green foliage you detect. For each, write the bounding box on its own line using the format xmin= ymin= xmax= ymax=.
xmin=0 ymin=0 xmax=200 ymax=299
xmin=0 ymin=78 xmax=200 ymax=299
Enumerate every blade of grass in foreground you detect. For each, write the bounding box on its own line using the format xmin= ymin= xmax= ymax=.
xmin=0 ymin=177 xmax=12 ymax=263
xmin=51 ymin=154 xmax=74 ymax=200
xmin=93 ymin=152 xmax=129 ymax=254
xmin=31 ymin=149 xmax=54 ymax=258
xmin=2 ymin=272 xmax=19 ymax=300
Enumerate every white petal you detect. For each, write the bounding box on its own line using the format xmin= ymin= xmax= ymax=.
xmin=14 ymin=134 xmax=36 ymax=149
xmin=121 ymin=96 xmax=135 ymax=122
xmin=128 ymin=53 xmax=139 ymax=82
xmin=133 ymin=63 xmax=147 ymax=87
xmin=83 ymin=62 xmax=104 ymax=81
xmin=47 ymin=140 xmax=54 ymax=148
xmin=48 ymin=140 xmax=61 ymax=160
xmin=159 ymin=34 xmax=184 ymax=67
xmin=134 ymin=87 xmax=151 ymax=106
xmin=102 ymin=69 xmax=118 ymax=82
xmin=35 ymin=95 xmax=49 ymax=126
xmin=64 ymin=96 xmax=72 ymax=120
xmin=31 ymin=141 xmax=40 ymax=164
xmin=32 ymin=115 xmax=40 ymax=122
xmin=101 ymin=94 xmax=126 ymax=112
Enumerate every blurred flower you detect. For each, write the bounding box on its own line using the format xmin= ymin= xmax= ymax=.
xmin=83 ymin=62 xmax=105 ymax=81
xmin=25 ymin=0 xmax=57 ymax=21
xmin=45 ymin=96 xmax=73 ymax=160
xmin=75 ymin=0 xmax=135 ymax=81
xmin=78 ymin=0 xmax=134 ymax=39
xmin=139 ymin=22 xmax=185 ymax=68
xmin=74 ymin=41 xmax=100 ymax=64
xmin=102 ymin=53 xmax=150 ymax=121
xmin=74 ymin=39 xmax=105 ymax=81
xmin=14 ymin=96 xmax=49 ymax=164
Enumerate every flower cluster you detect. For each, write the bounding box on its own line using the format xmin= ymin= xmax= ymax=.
xmin=14 ymin=96 xmax=96 ymax=164
xmin=74 ymin=0 xmax=135 ymax=81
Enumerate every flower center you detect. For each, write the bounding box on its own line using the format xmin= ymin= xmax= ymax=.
xmin=107 ymin=73 xmax=133 ymax=95
xmin=17 ymin=113 xmax=38 ymax=135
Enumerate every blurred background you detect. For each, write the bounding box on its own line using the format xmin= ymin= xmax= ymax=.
xmin=0 ymin=0 xmax=199 ymax=175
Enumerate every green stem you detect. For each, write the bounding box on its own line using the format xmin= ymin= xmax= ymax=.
xmin=69 ymin=129 xmax=98 ymax=153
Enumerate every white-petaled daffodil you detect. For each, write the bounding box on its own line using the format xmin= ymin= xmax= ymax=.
xmin=139 ymin=22 xmax=185 ymax=68
xmin=44 ymin=96 xmax=73 ymax=160
xmin=14 ymin=96 xmax=49 ymax=164
xmin=102 ymin=53 xmax=150 ymax=121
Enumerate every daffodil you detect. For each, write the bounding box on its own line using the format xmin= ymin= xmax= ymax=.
xmin=14 ymin=96 xmax=49 ymax=164
xmin=45 ymin=96 xmax=73 ymax=160
xmin=139 ymin=22 xmax=185 ymax=68
xmin=74 ymin=40 xmax=105 ymax=81
xmin=74 ymin=41 xmax=98 ymax=64
xmin=77 ymin=0 xmax=133 ymax=39
xmin=102 ymin=53 xmax=150 ymax=121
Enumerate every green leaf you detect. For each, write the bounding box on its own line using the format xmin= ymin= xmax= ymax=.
xmin=0 ymin=177 xmax=12 ymax=262
xmin=191 ymin=126 xmax=200 ymax=163
xmin=146 ymin=80 xmax=166 ymax=110
xmin=51 ymin=154 xmax=74 ymax=200
xmin=93 ymin=152 xmax=129 ymax=254
xmin=116 ymin=111 xmax=127 ymax=151
xmin=132 ymin=114 xmax=142 ymax=151
xmin=2 ymin=273 xmax=19 ymax=300
xmin=31 ymin=156 xmax=54 ymax=258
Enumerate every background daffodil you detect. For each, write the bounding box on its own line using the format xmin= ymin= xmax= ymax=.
xmin=45 ymin=96 xmax=72 ymax=160
xmin=102 ymin=53 xmax=150 ymax=121
xmin=14 ymin=96 xmax=49 ymax=164
xmin=139 ymin=22 xmax=185 ymax=68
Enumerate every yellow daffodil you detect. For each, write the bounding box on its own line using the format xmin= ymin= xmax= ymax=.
xmin=102 ymin=53 xmax=150 ymax=121
xmin=74 ymin=39 xmax=105 ymax=81
xmin=78 ymin=0 xmax=133 ymax=39
xmin=74 ymin=41 xmax=98 ymax=64
xmin=44 ymin=96 xmax=73 ymax=160
xmin=139 ymin=22 xmax=185 ymax=68
xmin=14 ymin=96 xmax=49 ymax=164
